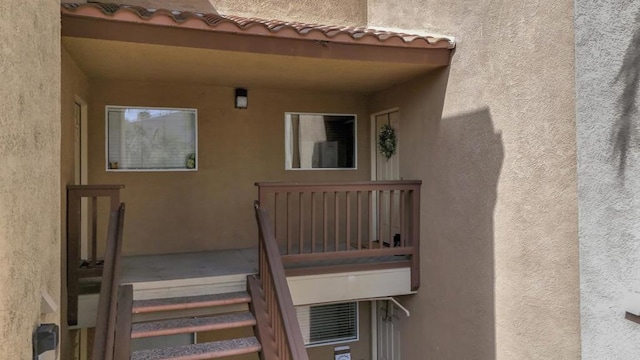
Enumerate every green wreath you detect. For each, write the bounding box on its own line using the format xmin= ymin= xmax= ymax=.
xmin=378 ymin=124 xmax=397 ymax=160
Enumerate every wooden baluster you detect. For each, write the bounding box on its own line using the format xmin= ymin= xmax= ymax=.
xmin=91 ymin=196 xmax=98 ymax=266
xmin=286 ymin=192 xmax=291 ymax=255
xmin=411 ymin=187 xmax=421 ymax=291
xmin=299 ymin=192 xmax=304 ymax=254
xmin=311 ymin=192 xmax=316 ymax=253
xmin=323 ymin=192 xmax=328 ymax=252
xmin=377 ymin=190 xmax=382 ymax=248
xmin=277 ymin=317 xmax=282 ymax=356
xmin=274 ymin=193 xmax=278 ymax=248
xmin=389 ymin=190 xmax=394 ymax=247
xmin=262 ymin=248 xmax=268 ymax=291
xmin=334 ymin=192 xmax=339 ymax=251
xmin=400 ymin=190 xmax=405 ymax=247
xmin=368 ymin=191 xmax=373 ymax=250
xmin=357 ymin=191 xmax=362 ymax=250
xmin=346 ymin=191 xmax=351 ymax=250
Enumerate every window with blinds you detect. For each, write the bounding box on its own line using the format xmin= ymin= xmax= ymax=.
xmin=296 ymin=302 xmax=358 ymax=347
xmin=106 ymin=106 xmax=197 ymax=171
xmin=285 ymin=113 xmax=356 ymax=170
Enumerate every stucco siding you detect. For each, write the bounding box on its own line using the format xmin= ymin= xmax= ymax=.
xmin=87 ymin=80 xmax=370 ymax=255
xmin=576 ymin=1 xmax=640 ymax=358
xmin=0 ymin=2 xmax=61 ymax=359
xmin=369 ymin=1 xmax=580 ymax=359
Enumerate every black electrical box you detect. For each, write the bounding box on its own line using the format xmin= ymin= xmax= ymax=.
xmin=33 ymin=323 xmax=59 ymax=360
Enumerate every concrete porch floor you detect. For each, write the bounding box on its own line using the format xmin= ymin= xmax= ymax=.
xmin=120 ymin=248 xmax=258 ymax=284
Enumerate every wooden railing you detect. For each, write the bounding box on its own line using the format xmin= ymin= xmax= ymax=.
xmin=257 ymin=181 xmax=421 ymax=290
xmin=91 ymin=204 xmax=126 ymax=360
xmin=254 ymin=202 xmax=309 ymax=360
xmin=67 ymin=184 xmax=124 ymax=325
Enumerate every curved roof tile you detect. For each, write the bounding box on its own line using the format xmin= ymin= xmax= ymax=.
xmin=61 ymin=2 xmax=455 ymax=49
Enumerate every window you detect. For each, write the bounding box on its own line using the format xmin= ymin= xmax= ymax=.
xmin=106 ymin=106 xmax=197 ymax=171
xmin=285 ymin=113 xmax=356 ymax=170
xmin=296 ymin=302 xmax=358 ymax=347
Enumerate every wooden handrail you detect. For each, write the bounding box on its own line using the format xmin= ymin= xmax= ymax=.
xmin=256 ymin=180 xmax=422 ymax=187
xmin=92 ymin=204 xmax=126 ymax=360
xmin=256 ymin=180 xmax=421 ymax=290
xmin=255 ymin=201 xmax=309 ymax=360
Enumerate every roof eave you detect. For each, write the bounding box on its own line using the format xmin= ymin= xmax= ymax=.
xmin=61 ymin=13 xmax=453 ymax=66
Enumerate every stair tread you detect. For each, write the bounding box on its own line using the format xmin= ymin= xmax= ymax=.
xmin=132 ymin=312 xmax=256 ymax=338
xmin=133 ymin=292 xmax=251 ymax=314
xmin=131 ymin=337 xmax=261 ymax=360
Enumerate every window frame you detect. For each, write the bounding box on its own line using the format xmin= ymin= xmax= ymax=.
xmin=104 ymin=105 xmax=198 ymax=172
xmin=284 ymin=112 xmax=358 ymax=171
xmin=296 ymin=301 xmax=360 ymax=348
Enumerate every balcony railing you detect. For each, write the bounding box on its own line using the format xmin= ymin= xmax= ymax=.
xmin=256 ymin=181 xmax=421 ymax=290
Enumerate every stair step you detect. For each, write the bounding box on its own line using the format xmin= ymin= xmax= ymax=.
xmin=133 ymin=292 xmax=251 ymax=314
xmin=131 ymin=337 xmax=261 ymax=360
xmin=132 ymin=312 xmax=257 ymax=339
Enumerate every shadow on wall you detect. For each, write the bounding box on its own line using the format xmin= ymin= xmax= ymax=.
xmin=612 ymin=9 xmax=640 ymax=177
xmin=403 ymin=107 xmax=503 ymax=360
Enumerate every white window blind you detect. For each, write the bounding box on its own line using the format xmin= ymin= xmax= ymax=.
xmin=106 ymin=107 xmax=197 ymax=171
xmin=296 ymin=302 xmax=358 ymax=347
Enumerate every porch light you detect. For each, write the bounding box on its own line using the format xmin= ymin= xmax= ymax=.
xmin=235 ymin=88 xmax=248 ymax=109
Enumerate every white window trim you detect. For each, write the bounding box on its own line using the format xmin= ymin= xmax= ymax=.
xmin=105 ymin=105 xmax=198 ymax=172
xmin=284 ymin=112 xmax=358 ymax=171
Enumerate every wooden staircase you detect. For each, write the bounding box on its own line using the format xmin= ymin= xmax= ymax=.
xmin=122 ymin=290 xmax=263 ymax=359
xmin=94 ymin=201 xmax=309 ymax=359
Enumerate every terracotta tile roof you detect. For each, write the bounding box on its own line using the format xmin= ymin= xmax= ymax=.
xmin=61 ymin=2 xmax=455 ymax=50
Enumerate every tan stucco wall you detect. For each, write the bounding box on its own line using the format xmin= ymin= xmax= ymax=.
xmin=88 ymin=80 xmax=370 ymax=255
xmin=60 ymin=47 xmax=90 ymax=360
xmin=369 ymin=1 xmax=580 ymax=359
xmin=60 ymin=0 xmax=367 ymax=27
xmin=209 ymin=0 xmax=367 ymax=27
xmin=0 ymin=2 xmax=61 ymax=359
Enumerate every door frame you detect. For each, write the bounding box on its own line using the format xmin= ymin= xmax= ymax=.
xmin=74 ymin=95 xmax=89 ymax=259
xmin=370 ymin=108 xmax=400 ymax=181
xmin=370 ymin=108 xmax=400 ymax=245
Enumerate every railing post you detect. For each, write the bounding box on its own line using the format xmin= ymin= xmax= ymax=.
xmin=113 ymin=284 xmax=133 ymax=360
xmin=67 ymin=189 xmax=81 ymax=326
xmin=92 ymin=204 xmax=126 ymax=360
xmin=411 ymin=187 xmax=421 ymax=291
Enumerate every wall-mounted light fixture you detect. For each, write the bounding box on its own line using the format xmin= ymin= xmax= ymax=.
xmin=235 ymin=88 xmax=248 ymax=109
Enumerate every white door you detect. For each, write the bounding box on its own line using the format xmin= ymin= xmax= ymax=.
xmin=376 ymin=300 xmax=403 ymax=360
xmin=371 ymin=110 xmax=400 ymax=246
